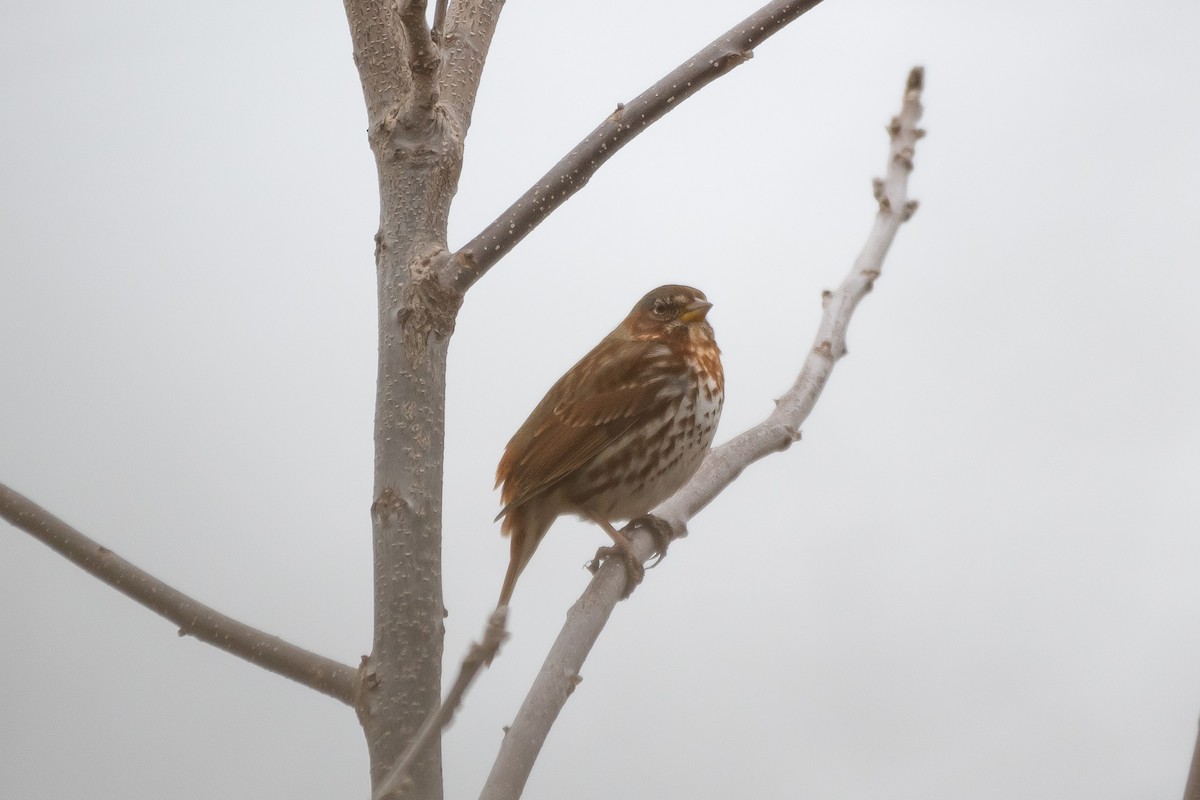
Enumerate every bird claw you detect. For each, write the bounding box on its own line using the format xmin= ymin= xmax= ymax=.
xmin=629 ymin=515 xmax=672 ymax=569
xmin=586 ymin=542 xmax=645 ymax=599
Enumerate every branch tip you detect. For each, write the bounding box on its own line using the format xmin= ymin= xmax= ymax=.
xmin=906 ymin=66 xmax=924 ymax=92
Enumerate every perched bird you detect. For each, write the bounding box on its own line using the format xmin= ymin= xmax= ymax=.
xmin=494 ymin=284 xmax=724 ymax=607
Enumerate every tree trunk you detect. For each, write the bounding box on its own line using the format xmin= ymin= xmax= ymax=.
xmin=358 ymin=155 xmax=465 ymax=798
xmin=340 ymin=3 xmax=500 ymax=796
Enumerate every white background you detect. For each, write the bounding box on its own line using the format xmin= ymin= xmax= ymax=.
xmin=2 ymin=1 xmax=1199 ymax=798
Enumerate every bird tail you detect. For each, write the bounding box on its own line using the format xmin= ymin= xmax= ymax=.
xmin=496 ymin=505 xmax=552 ymax=608
xmin=497 ymin=552 xmax=523 ymax=608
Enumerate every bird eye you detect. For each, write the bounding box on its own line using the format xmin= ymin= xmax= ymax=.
xmin=652 ymin=299 xmax=669 ymax=316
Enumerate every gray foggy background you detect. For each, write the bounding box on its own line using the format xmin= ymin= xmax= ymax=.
xmin=3 ymin=1 xmax=1199 ymax=798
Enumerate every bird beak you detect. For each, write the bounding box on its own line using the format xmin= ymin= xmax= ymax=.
xmin=678 ymin=300 xmax=713 ymax=323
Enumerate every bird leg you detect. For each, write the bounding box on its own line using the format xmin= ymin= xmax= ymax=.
xmin=585 ymin=515 xmax=644 ymax=598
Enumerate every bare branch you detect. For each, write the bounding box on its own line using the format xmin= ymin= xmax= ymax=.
xmin=0 ymin=482 xmax=359 ymax=706
xmin=1185 ymin=714 xmax=1200 ymax=800
xmin=661 ymin=66 xmax=924 ymax=525
xmin=343 ymin=0 xmax=440 ymax=142
xmin=449 ymin=0 xmax=826 ymax=293
xmin=373 ymin=608 xmax=508 ymax=800
xmin=437 ymin=0 xmax=506 ymax=134
xmin=480 ymin=67 xmax=926 ymax=800
xmin=430 ymin=0 xmax=448 ymax=45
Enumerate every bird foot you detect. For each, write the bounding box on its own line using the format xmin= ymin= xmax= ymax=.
xmin=629 ymin=514 xmax=673 ymax=569
xmin=586 ymin=539 xmax=644 ymax=599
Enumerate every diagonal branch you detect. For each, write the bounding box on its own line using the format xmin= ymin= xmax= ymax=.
xmin=448 ymin=0 xmax=826 ymax=293
xmin=480 ymin=67 xmax=926 ymax=800
xmin=0 ymin=482 xmax=359 ymax=706
xmin=658 ymin=66 xmax=923 ymax=526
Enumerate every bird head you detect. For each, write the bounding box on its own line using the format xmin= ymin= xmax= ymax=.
xmin=625 ymin=284 xmax=713 ymax=339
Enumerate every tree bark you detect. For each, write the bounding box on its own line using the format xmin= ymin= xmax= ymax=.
xmin=356 ymin=87 xmax=459 ymax=800
xmin=341 ymin=2 xmax=503 ymax=797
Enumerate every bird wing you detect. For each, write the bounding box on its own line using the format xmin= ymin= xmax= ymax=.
xmin=495 ymin=337 xmax=680 ymax=520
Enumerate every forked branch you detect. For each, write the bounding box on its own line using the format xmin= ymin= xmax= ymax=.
xmin=398 ymin=0 xmax=439 ymax=116
xmin=449 ymin=0 xmax=826 ymax=292
xmin=0 ymin=482 xmax=359 ymax=705
xmin=480 ymin=66 xmax=926 ymax=800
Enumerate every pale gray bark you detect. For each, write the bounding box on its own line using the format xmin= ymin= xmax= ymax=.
xmin=340 ymin=1 xmax=504 ymax=796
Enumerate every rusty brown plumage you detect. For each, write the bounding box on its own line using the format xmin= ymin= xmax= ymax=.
xmin=495 ymin=285 xmax=724 ymax=607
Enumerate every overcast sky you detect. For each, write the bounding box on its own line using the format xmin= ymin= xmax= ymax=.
xmin=3 ymin=1 xmax=1200 ymax=798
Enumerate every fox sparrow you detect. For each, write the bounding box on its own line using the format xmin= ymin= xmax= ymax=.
xmin=494 ymin=284 xmax=724 ymax=607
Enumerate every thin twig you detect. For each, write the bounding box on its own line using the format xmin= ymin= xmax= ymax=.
xmin=0 ymin=482 xmax=359 ymax=706
xmin=449 ymin=0 xmax=826 ymax=293
xmin=479 ymin=66 xmax=926 ymax=800
xmin=431 ymin=0 xmax=448 ymax=44
xmin=373 ymin=607 xmax=509 ymax=800
xmin=659 ymin=66 xmax=924 ymax=526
